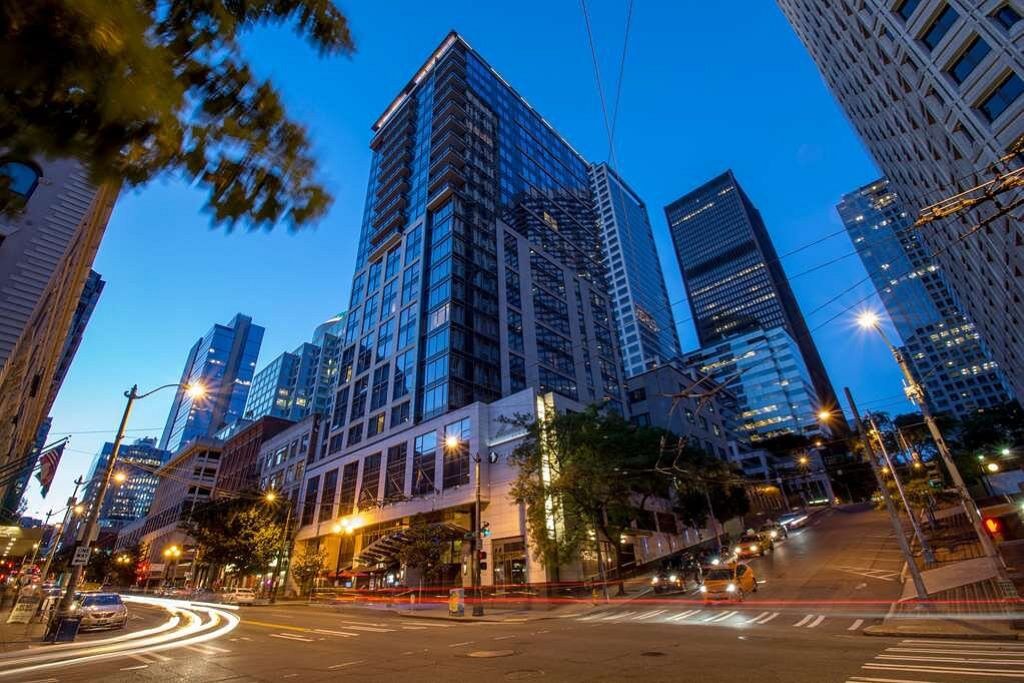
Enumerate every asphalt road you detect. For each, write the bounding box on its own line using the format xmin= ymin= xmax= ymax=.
xmin=6 ymin=508 xmax=1020 ymax=682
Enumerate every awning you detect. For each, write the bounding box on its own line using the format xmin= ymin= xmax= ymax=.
xmin=355 ymin=521 xmax=466 ymax=567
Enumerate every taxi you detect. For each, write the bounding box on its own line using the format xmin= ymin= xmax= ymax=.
xmin=699 ymin=562 xmax=757 ymax=602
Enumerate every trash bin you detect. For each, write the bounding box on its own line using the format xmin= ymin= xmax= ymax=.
xmin=448 ymin=588 xmax=465 ymax=617
xmin=44 ymin=615 xmax=82 ymax=643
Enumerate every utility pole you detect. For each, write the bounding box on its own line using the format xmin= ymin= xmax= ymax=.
xmin=270 ymin=499 xmax=293 ymax=604
xmin=846 ymin=388 xmax=929 ymax=601
xmin=472 ymin=453 xmax=484 ymax=617
xmin=40 ymin=476 xmax=84 ymax=583
xmin=868 ymin=415 xmax=935 ymax=566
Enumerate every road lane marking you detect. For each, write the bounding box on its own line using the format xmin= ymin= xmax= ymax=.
xmin=328 ymin=660 xmax=366 ymax=670
xmin=493 ymin=635 xmax=516 ymax=640
xmin=889 ymin=647 xmax=1024 ymax=657
xmin=708 ymin=610 xmax=738 ymax=623
xmin=401 ymin=625 xmax=427 ymax=630
xmin=863 ymin=662 xmax=1024 ymax=677
xmin=314 ymin=628 xmax=359 ymax=638
xmin=601 ymin=611 xmax=635 ymax=621
xmin=900 ymin=639 xmax=1024 ymax=648
xmin=244 ymin=619 xmax=316 ymax=632
xmin=877 ymin=654 xmax=1024 ymax=664
xmin=120 ymin=665 xmax=148 ymax=671
xmin=667 ymin=610 xmax=700 ymax=621
xmin=269 ymin=633 xmax=314 ymax=642
xmin=746 ymin=611 xmax=770 ymax=624
xmin=806 ymin=615 xmax=826 ymax=628
xmin=578 ymin=612 xmax=607 ymax=621
xmin=848 ymin=619 xmax=865 ymax=631
xmin=448 ymin=641 xmax=474 ymax=647
xmin=333 ymin=623 xmax=395 ymax=632
xmin=848 ymin=676 xmax=947 ymax=683
xmin=793 ymin=615 xmax=814 ymax=627
xmin=632 ymin=610 xmax=666 ymax=620
xmin=130 ymin=655 xmax=153 ymax=665
xmin=399 ymin=621 xmax=451 ymax=628
xmin=755 ymin=612 xmax=779 ymax=624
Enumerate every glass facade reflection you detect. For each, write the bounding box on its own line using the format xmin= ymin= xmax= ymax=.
xmin=159 ymin=313 xmax=263 ymax=453
xmin=588 ymin=163 xmax=680 ymax=377
xmin=324 ymin=31 xmax=624 ymax=461
xmin=838 ymin=178 xmax=1014 ymax=417
xmin=665 ymin=170 xmax=842 ymax=422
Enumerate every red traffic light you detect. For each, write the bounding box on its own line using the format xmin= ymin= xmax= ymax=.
xmin=478 ymin=550 xmax=487 ymax=561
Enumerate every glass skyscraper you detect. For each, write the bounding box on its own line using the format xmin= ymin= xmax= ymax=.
xmin=838 ymin=178 xmax=1013 ymax=417
xmin=664 ymin=170 xmax=844 ymax=427
xmin=588 ymin=163 xmax=680 ymax=377
xmin=244 ymin=342 xmax=321 ymax=422
xmin=324 ymin=31 xmax=623 ymax=461
xmin=84 ymin=437 xmax=170 ymax=529
xmin=159 ymin=313 xmax=264 ymax=453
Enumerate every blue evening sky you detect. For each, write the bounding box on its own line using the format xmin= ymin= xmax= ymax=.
xmin=23 ymin=2 xmax=912 ymax=517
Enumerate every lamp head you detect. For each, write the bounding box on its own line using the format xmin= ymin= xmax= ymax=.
xmin=856 ymin=311 xmax=880 ymax=330
xmin=444 ymin=434 xmax=461 ymax=451
xmin=264 ymin=490 xmax=277 ymax=503
xmin=185 ymin=382 xmax=207 ymax=400
xmin=113 ymin=472 xmax=127 ymax=484
xmin=817 ymin=410 xmax=832 ymax=422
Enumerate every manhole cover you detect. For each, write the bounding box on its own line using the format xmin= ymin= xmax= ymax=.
xmin=468 ymin=650 xmax=517 ymax=658
xmin=641 ymin=651 xmax=666 ymax=657
xmin=504 ymin=670 xmax=545 ymax=680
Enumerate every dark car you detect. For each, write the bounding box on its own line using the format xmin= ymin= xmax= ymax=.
xmin=650 ymin=569 xmax=685 ymax=594
xmin=758 ymin=522 xmax=788 ymax=541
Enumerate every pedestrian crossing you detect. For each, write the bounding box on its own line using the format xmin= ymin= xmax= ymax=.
xmin=846 ymin=638 xmax=1024 ymax=682
xmin=576 ymin=607 xmax=870 ymax=632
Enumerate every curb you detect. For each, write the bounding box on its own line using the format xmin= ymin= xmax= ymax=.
xmin=863 ymin=624 xmax=1021 ymax=641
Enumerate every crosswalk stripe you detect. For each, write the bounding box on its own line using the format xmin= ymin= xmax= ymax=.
xmin=601 ymin=611 xmax=635 ymax=621
xmin=577 ymin=612 xmax=606 ymax=621
xmin=889 ymin=647 xmax=1024 ymax=657
xmin=756 ymin=612 xmax=779 ymax=624
xmin=793 ymin=614 xmax=814 ymax=627
xmin=877 ymin=654 xmax=1024 ymax=665
xmin=632 ymin=609 xmax=667 ymax=620
xmin=864 ymin=662 xmax=1024 ymax=677
xmin=900 ymin=639 xmax=1024 ymax=648
xmin=848 ymin=677 xmax=949 ymax=683
xmin=399 ymin=621 xmax=452 ymax=628
xmin=668 ymin=610 xmax=701 ymax=621
xmin=746 ymin=611 xmax=770 ymax=624
xmin=806 ymin=615 xmax=826 ymax=628
xmin=848 ymin=619 xmax=865 ymax=631
xmin=709 ymin=610 xmax=738 ymax=623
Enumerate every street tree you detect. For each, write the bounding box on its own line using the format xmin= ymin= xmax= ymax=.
xmin=0 ymin=1 xmax=355 ymax=228
xmin=669 ymin=448 xmax=750 ymax=532
xmin=508 ymin=406 xmax=667 ymax=584
xmin=289 ymin=544 xmax=327 ymax=597
xmin=181 ymin=496 xmax=283 ymax=579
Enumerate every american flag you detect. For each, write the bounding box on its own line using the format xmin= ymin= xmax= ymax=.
xmin=35 ymin=442 xmax=66 ymax=497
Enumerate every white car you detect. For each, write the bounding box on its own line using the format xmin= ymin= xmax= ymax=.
xmin=221 ymin=587 xmax=258 ymax=605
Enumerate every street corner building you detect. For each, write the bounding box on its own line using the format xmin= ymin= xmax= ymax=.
xmin=0 ymin=157 xmax=118 ymax=521
xmin=285 ymin=31 xmax=709 ymax=592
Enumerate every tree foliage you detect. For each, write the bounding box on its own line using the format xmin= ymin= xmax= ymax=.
xmin=0 ymin=1 xmax=355 ymax=228
xmin=289 ymin=543 xmax=326 ymax=596
xmin=181 ymin=495 xmax=283 ymax=575
xmin=395 ymin=515 xmax=460 ymax=581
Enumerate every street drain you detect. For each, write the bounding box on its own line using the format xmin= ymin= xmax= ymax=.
xmin=468 ymin=650 xmax=517 ymax=658
xmin=641 ymin=651 xmax=666 ymax=657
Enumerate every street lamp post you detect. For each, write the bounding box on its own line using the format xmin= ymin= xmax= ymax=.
xmin=857 ymin=311 xmax=1007 ymax=582
xmin=163 ymin=545 xmax=182 ymax=587
xmin=444 ymin=435 xmax=484 ymax=617
xmin=57 ymin=382 xmax=205 ymax=616
xmin=846 ymin=388 xmax=929 ymax=601
xmin=266 ymin=490 xmax=293 ymax=604
xmin=868 ymin=415 xmax=936 ymax=567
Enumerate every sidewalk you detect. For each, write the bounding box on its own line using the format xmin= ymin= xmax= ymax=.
xmin=0 ymin=618 xmax=49 ymax=653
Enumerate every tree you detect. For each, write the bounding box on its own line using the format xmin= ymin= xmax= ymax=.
xmin=181 ymin=495 xmax=283 ymax=577
xmin=1 ymin=1 xmax=355 ymax=228
xmin=396 ymin=515 xmax=460 ymax=588
xmin=668 ymin=448 xmax=749 ymax=532
xmin=289 ymin=543 xmax=326 ymax=597
xmin=508 ymin=406 xmax=667 ymax=583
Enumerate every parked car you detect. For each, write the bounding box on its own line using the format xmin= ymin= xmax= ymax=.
xmin=76 ymin=592 xmax=128 ymax=630
xmin=221 ymin=587 xmax=258 ymax=605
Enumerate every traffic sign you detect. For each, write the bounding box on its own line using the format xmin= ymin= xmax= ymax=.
xmin=70 ymin=546 xmax=90 ymax=566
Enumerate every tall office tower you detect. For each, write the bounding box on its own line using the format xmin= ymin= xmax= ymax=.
xmin=310 ymin=313 xmax=347 ymax=417
xmin=664 ymin=170 xmax=845 ymax=425
xmin=0 ymin=159 xmax=117 ymax=518
xmin=777 ymin=0 xmax=1024 ymax=401
xmin=324 ymin=31 xmax=622 ymax=462
xmin=159 ymin=313 xmax=264 ymax=453
xmin=83 ymin=438 xmax=170 ymax=530
xmin=244 ymin=342 xmax=320 ymax=421
xmin=588 ymin=163 xmax=681 ymax=377
xmin=839 ymin=178 xmax=1014 ymax=416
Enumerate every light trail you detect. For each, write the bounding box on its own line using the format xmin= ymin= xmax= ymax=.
xmin=0 ymin=596 xmax=239 ymax=678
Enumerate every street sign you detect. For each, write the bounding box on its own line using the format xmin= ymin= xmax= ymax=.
xmin=70 ymin=546 xmax=90 ymax=566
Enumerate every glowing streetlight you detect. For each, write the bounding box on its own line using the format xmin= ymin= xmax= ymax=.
xmin=73 ymin=504 xmax=85 ymax=515
xmin=856 ymin=310 xmax=881 ymax=330
xmin=444 ymin=434 xmax=461 ymax=451
xmin=798 ymin=455 xmax=809 ymax=466
xmin=987 ymin=462 xmax=1000 ymax=473
xmin=1001 ymin=448 xmax=1012 ymax=457
xmin=264 ymin=490 xmax=278 ymax=503
xmin=113 ymin=472 xmax=127 ymax=484
xmin=185 ymin=382 xmax=207 ymax=400
xmin=817 ymin=410 xmax=833 ymax=422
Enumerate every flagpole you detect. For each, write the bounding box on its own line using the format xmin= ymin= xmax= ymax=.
xmin=40 ymin=476 xmax=84 ymax=583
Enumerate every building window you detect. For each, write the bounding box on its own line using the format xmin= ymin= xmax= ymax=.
xmin=318 ymin=469 xmax=338 ymax=522
xmin=359 ymin=452 xmax=382 ymax=507
xmin=921 ymin=5 xmax=959 ymax=50
xmin=347 ymin=422 xmax=363 ymax=447
xmin=978 ymin=72 xmax=1024 ymax=122
xmin=412 ymin=431 xmax=437 ymax=496
xmin=300 ymin=475 xmax=319 ymax=526
xmin=631 ymin=413 xmax=651 ymax=427
xmin=896 ymin=0 xmax=920 ymax=21
xmin=948 ymin=37 xmax=990 ymax=84
xmin=993 ymin=4 xmax=1022 ymax=29
xmin=384 ymin=443 xmax=407 ymax=500
xmin=0 ymin=160 xmax=41 ymax=198
xmin=390 ymin=401 xmax=410 ymax=427
xmin=367 ymin=412 xmax=386 ymax=437
xmin=338 ymin=461 xmax=358 ymax=515
xmin=442 ymin=418 xmax=471 ymax=490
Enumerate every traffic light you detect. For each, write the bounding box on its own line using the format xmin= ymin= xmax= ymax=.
xmin=984 ymin=517 xmax=1002 ymax=537
xmin=480 ymin=522 xmax=491 ymax=538
xmin=478 ymin=550 xmax=488 ymax=572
